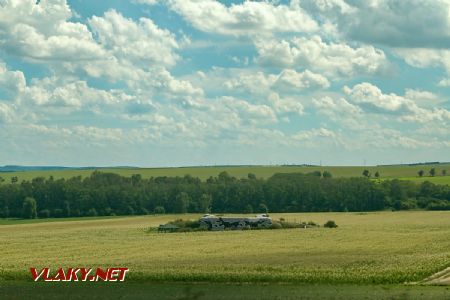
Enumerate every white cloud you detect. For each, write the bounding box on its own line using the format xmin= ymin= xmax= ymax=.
xmin=0 ymin=62 xmax=26 ymax=98
xmin=268 ymin=92 xmax=304 ymax=116
xmin=313 ymin=96 xmax=362 ymax=119
xmin=344 ymin=82 xmax=450 ymax=123
xmin=0 ymin=103 xmax=14 ymax=123
xmin=88 ymin=9 xmax=179 ymax=67
xmin=339 ymin=1 xmax=450 ymax=49
xmin=0 ymin=0 xmax=104 ymax=62
xmin=437 ymin=78 xmax=450 ymax=87
xmin=256 ymin=35 xmax=387 ymax=77
xmin=220 ymin=96 xmax=277 ymax=124
xmin=167 ymin=0 xmax=318 ymax=36
xmin=224 ymin=69 xmax=329 ymax=94
xmin=393 ymin=48 xmax=450 ymax=74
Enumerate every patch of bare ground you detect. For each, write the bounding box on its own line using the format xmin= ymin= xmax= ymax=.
xmin=421 ymin=267 xmax=450 ymax=285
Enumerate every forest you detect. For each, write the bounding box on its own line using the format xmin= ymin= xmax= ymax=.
xmin=1 ymin=171 xmax=450 ymax=219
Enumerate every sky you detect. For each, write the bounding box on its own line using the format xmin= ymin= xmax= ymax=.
xmin=0 ymin=0 xmax=450 ymax=167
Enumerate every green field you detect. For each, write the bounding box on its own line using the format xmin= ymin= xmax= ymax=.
xmin=1 ymin=281 xmax=450 ymax=300
xmin=1 ymin=212 xmax=450 ymax=284
xmin=1 ymin=164 xmax=450 ymax=183
xmin=2 ymin=211 xmax=450 ymax=298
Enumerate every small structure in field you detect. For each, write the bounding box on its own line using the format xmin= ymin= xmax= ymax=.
xmin=158 ymin=223 xmax=179 ymax=233
xmin=199 ymin=214 xmax=272 ymax=231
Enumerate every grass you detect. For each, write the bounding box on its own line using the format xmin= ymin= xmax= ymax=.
xmin=1 ymin=211 xmax=450 ymax=284
xmin=1 ymin=281 xmax=450 ymax=300
xmin=1 ymin=164 xmax=450 ymax=182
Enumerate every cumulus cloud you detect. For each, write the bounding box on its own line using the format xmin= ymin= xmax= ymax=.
xmin=0 ymin=62 xmax=26 ymax=98
xmin=393 ymin=48 xmax=450 ymax=74
xmin=344 ymin=82 xmax=450 ymax=122
xmin=224 ymin=68 xmax=329 ymax=94
xmin=0 ymin=102 xmax=14 ymax=123
xmin=339 ymin=1 xmax=450 ymax=49
xmin=437 ymin=78 xmax=450 ymax=87
xmin=0 ymin=0 xmax=104 ymax=62
xmin=88 ymin=9 xmax=179 ymax=67
xmin=167 ymin=0 xmax=318 ymax=36
xmin=256 ymin=35 xmax=387 ymax=77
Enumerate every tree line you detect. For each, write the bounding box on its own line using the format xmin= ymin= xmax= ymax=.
xmin=0 ymin=171 xmax=449 ymax=219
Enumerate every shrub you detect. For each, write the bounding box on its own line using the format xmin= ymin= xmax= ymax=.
xmin=86 ymin=208 xmax=98 ymax=217
xmin=138 ymin=207 xmax=149 ymax=215
xmin=400 ymin=199 xmax=417 ymax=210
xmin=22 ymin=197 xmax=37 ymax=219
xmin=52 ymin=209 xmax=64 ymax=218
xmin=258 ymin=203 xmax=269 ymax=214
xmin=307 ymin=221 xmax=318 ymax=226
xmin=270 ymin=222 xmax=282 ymax=229
xmin=324 ymin=220 xmax=338 ymax=228
xmin=38 ymin=209 xmax=51 ymax=218
xmin=154 ymin=206 xmax=165 ymax=214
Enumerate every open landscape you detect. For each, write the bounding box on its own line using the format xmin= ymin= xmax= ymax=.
xmin=1 ymin=163 xmax=450 ymax=183
xmin=3 ymin=0 xmax=450 ymax=298
xmin=1 ymin=211 xmax=450 ymax=298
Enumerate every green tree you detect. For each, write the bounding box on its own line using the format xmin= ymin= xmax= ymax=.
xmin=429 ymin=168 xmax=436 ymax=177
xmin=418 ymin=170 xmax=424 ymax=177
xmin=199 ymin=194 xmax=212 ymax=213
xmin=63 ymin=201 xmax=71 ymax=217
xmin=374 ymin=171 xmax=380 ymax=178
xmin=86 ymin=208 xmax=98 ymax=217
xmin=258 ymin=203 xmax=269 ymax=214
xmin=174 ymin=192 xmax=190 ymax=213
xmin=442 ymin=170 xmax=447 ymax=176
xmin=22 ymin=197 xmax=37 ymax=219
xmin=244 ymin=204 xmax=253 ymax=214
xmin=11 ymin=176 xmax=18 ymax=184
xmin=154 ymin=206 xmax=165 ymax=214
xmin=322 ymin=171 xmax=332 ymax=178
xmin=362 ymin=170 xmax=370 ymax=178
xmin=0 ymin=206 xmax=9 ymax=218
xmin=247 ymin=173 xmax=256 ymax=180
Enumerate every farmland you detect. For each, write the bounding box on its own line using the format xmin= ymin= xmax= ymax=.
xmin=1 ymin=163 xmax=450 ymax=183
xmin=1 ymin=211 xmax=450 ymax=284
xmin=2 ymin=211 xmax=450 ymax=298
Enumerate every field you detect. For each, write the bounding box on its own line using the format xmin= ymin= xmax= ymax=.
xmin=1 ymin=163 xmax=450 ymax=183
xmin=2 ymin=211 xmax=450 ymax=298
xmin=1 ymin=212 xmax=450 ymax=284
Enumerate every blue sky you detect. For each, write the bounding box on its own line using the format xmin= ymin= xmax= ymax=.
xmin=0 ymin=0 xmax=449 ymax=167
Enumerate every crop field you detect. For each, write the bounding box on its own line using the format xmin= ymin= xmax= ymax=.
xmin=1 ymin=163 xmax=450 ymax=183
xmin=1 ymin=211 xmax=450 ymax=284
xmin=2 ymin=211 xmax=450 ymax=299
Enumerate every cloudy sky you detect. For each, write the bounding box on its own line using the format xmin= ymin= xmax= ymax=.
xmin=1 ymin=0 xmax=450 ymax=167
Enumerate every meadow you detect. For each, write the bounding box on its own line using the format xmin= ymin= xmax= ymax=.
xmin=1 ymin=211 xmax=450 ymax=285
xmin=1 ymin=163 xmax=450 ymax=183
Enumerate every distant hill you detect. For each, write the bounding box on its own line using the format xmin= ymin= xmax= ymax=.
xmin=0 ymin=165 xmax=138 ymax=172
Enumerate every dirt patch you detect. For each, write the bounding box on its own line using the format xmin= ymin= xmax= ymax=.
xmin=421 ymin=267 xmax=450 ymax=285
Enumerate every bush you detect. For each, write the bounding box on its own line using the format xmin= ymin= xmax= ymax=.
xmin=52 ymin=209 xmax=64 ymax=218
xmin=400 ymin=199 xmax=418 ymax=210
xmin=38 ymin=209 xmax=51 ymax=218
xmin=169 ymin=219 xmax=200 ymax=229
xmin=138 ymin=207 xmax=149 ymax=215
xmin=22 ymin=197 xmax=37 ymax=219
xmin=86 ymin=208 xmax=98 ymax=217
xmin=258 ymin=203 xmax=269 ymax=214
xmin=324 ymin=220 xmax=338 ymax=228
xmin=426 ymin=200 xmax=450 ymax=211
xmin=154 ymin=206 xmax=165 ymax=214
xmin=270 ymin=222 xmax=282 ymax=229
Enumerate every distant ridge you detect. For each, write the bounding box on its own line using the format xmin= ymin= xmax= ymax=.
xmin=377 ymin=162 xmax=448 ymax=167
xmin=0 ymin=165 xmax=139 ymax=172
